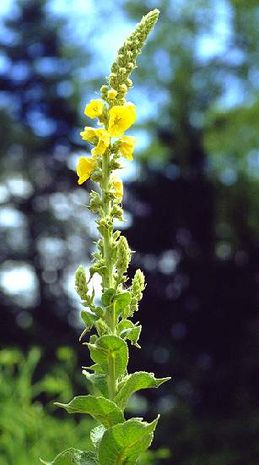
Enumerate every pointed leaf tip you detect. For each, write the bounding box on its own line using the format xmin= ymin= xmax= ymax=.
xmin=55 ymin=395 xmax=124 ymax=428
xmin=115 ymin=371 xmax=171 ymax=409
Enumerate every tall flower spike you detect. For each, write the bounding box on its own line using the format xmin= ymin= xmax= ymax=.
xmin=102 ymin=9 xmax=160 ymax=104
xmin=44 ymin=9 xmax=171 ymax=465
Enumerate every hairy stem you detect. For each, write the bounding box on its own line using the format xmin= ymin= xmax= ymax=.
xmin=101 ymin=150 xmax=113 ymax=290
xmin=101 ymin=150 xmax=118 ymax=398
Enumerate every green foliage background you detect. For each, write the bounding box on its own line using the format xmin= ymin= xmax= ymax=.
xmin=0 ymin=348 xmax=93 ymax=465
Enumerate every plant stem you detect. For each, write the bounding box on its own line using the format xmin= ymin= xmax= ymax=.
xmin=101 ymin=151 xmax=113 ymax=290
xmin=101 ymin=150 xmax=117 ymax=399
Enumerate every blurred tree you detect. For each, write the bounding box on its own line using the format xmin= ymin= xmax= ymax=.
xmin=0 ymin=0 xmax=93 ymax=351
xmin=119 ymin=1 xmax=259 ymax=464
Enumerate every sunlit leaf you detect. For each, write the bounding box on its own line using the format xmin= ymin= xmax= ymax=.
xmin=115 ymin=371 xmax=171 ymax=409
xmin=98 ymin=417 xmax=159 ymax=465
xmin=55 ymin=395 xmax=124 ymax=428
xmin=88 ymin=335 xmax=128 ymax=378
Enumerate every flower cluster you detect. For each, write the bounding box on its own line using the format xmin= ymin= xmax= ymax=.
xmin=76 ymin=9 xmax=160 ymax=202
xmin=77 ymin=99 xmax=136 ymax=199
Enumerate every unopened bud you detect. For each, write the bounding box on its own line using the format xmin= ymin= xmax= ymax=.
xmin=108 ymin=88 xmax=118 ymax=100
xmin=129 ymin=269 xmax=145 ymax=314
xmin=75 ymin=265 xmax=88 ymax=300
xmin=116 ymin=236 xmax=131 ymax=276
xmin=111 ymin=204 xmax=123 ymax=221
xmin=89 ymin=191 xmax=102 ymax=212
xmin=119 ymin=84 xmax=128 ymax=93
xmin=91 ymin=169 xmax=102 ymax=183
xmin=100 ymin=85 xmax=109 ymax=99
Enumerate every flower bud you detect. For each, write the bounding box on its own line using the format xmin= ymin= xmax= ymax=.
xmin=116 ymin=236 xmax=131 ymax=276
xmin=100 ymin=85 xmax=109 ymax=95
xmin=129 ymin=269 xmax=145 ymax=314
xmin=119 ymin=84 xmax=128 ymax=93
xmin=111 ymin=204 xmax=123 ymax=221
xmin=75 ymin=265 xmax=88 ymax=300
xmin=91 ymin=169 xmax=102 ymax=183
xmin=108 ymin=88 xmax=118 ymax=100
xmin=110 ymin=158 xmax=122 ymax=169
xmin=132 ymin=269 xmax=145 ymax=297
xmin=89 ymin=191 xmax=102 ymax=212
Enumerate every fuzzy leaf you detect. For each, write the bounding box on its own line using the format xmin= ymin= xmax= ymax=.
xmin=81 ymin=310 xmax=97 ymax=329
xmin=98 ymin=417 xmax=159 ymax=465
xmin=115 ymin=371 xmax=171 ymax=409
xmin=55 ymin=395 xmax=124 ymax=428
xmin=118 ymin=320 xmax=142 ymax=346
xmin=126 ymin=325 xmax=142 ymax=346
xmin=90 ymin=425 xmax=106 ymax=449
xmin=101 ymin=288 xmax=116 ymax=306
xmin=40 ymin=448 xmax=98 ymax=465
xmin=114 ymin=292 xmax=131 ymax=318
xmin=88 ymin=335 xmax=128 ymax=378
xmin=83 ymin=371 xmax=109 ymax=397
xmin=95 ymin=318 xmax=109 ymax=336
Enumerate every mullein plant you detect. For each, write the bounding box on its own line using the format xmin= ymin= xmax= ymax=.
xmin=41 ymin=9 xmax=170 ymax=465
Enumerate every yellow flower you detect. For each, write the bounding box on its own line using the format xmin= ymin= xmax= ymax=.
xmin=108 ymin=102 xmax=136 ymax=137
xmin=112 ymin=175 xmax=123 ymax=201
xmin=84 ymin=99 xmax=104 ymax=119
xmin=120 ymin=135 xmax=136 ymax=160
xmin=80 ymin=127 xmax=97 ymax=143
xmin=76 ymin=157 xmax=96 ymax=185
xmin=91 ymin=129 xmax=110 ymax=156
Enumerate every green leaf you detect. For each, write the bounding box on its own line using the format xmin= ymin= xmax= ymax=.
xmin=88 ymin=335 xmax=128 ymax=378
xmin=98 ymin=417 xmax=159 ymax=465
xmin=81 ymin=310 xmax=97 ymax=329
xmin=118 ymin=320 xmax=142 ymax=347
xmin=83 ymin=363 xmax=104 ymax=374
xmin=83 ymin=371 xmax=109 ymax=397
xmin=114 ymin=292 xmax=131 ymax=318
xmin=55 ymin=394 xmax=124 ymax=428
xmin=40 ymin=448 xmax=98 ymax=465
xmin=126 ymin=325 xmax=142 ymax=346
xmin=115 ymin=371 xmax=171 ymax=409
xmin=93 ymin=306 xmax=104 ymax=318
xmin=101 ymin=288 xmax=116 ymax=306
xmin=95 ymin=318 xmax=109 ymax=336
xmin=90 ymin=425 xmax=106 ymax=449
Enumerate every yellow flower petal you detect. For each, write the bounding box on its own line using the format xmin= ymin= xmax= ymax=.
xmin=108 ymin=102 xmax=136 ymax=137
xmin=120 ymin=135 xmax=136 ymax=160
xmin=84 ymin=99 xmax=104 ymax=119
xmin=80 ymin=127 xmax=97 ymax=143
xmin=91 ymin=129 xmax=110 ymax=156
xmin=76 ymin=157 xmax=96 ymax=185
xmin=112 ymin=175 xmax=123 ymax=201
